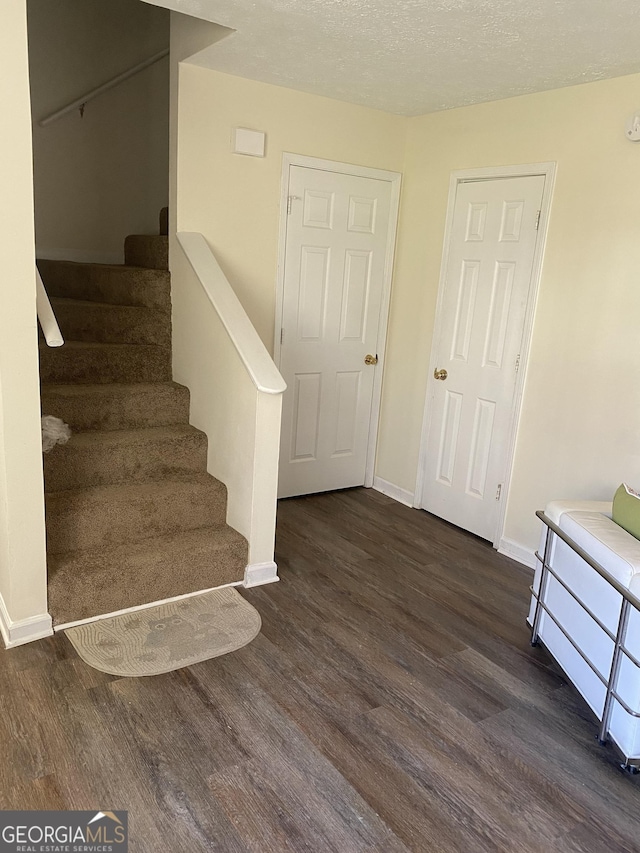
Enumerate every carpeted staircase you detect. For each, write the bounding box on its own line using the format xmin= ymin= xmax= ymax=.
xmin=38 ymin=213 xmax=247 ymax=626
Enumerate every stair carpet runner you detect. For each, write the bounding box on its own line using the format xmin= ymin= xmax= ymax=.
xmin=39 ymin=219 xmax=247 ymax=626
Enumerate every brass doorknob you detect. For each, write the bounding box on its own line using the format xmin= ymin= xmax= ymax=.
xmin=434 ymin=368 xmax=448 ymax=381
xmin=364 ymin=354 xmax=378 ymax=365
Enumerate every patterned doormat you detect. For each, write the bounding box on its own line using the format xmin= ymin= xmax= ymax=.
xmin=64 ymin=587 xmax=261 ymax=677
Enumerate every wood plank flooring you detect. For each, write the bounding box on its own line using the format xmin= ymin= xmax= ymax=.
xmin=1 ymin=487 xmax=639 ymax=851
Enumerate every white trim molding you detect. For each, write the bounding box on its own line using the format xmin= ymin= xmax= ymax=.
xmin=0 ymin=595 xmax=53 ymax=648
xmin=244 ymin=561 xmax=279 ymax=588
xmin=54 ymin=581 xmax=245 ymax=632
xmin=414 ymin=161 xmax=557 ymax=551
xmin=372 ymin=477 xmax=415 ymax=508
xmin=275 ymin=153 xmax=402 ymax=490
xmin=498 ymin=537 xmax=537 ymax=570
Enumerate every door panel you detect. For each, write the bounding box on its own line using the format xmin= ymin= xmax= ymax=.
xmin=421 ymin=175 xmax=546 ymax=540
xmin=279 ymin=165 xmax=393 ymax=498
xmin=291 ymin=373 xmax=322 ymax=461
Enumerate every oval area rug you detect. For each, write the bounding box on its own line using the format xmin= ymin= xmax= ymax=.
xmin=64 ymin=587 xmax=261 ymax=677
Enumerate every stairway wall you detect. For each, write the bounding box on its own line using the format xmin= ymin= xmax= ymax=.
xmin=28 ymin=0 xmax=170 ymax=264
xmin=0 ymin=0 xmax=49 ymax=643
xmin=170 ymin=245 xmax=282 ymax=570
xmin=169 ymin=16 xmax=282 ymax=576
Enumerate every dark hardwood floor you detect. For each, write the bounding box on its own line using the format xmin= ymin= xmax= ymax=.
xmin=1 ymin=487 xmax=639 ymax=851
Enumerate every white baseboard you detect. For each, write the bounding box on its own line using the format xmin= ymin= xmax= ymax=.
xmin=0 ymin=594 xmax=53 ymax=649
xmin=498 ymin=537 xmax=537 ymax=570
xmin=37 ymin=248 xmax=123 ymax=265
xmin=372 ymin=476 xmax=414 ymax=508
xmin=244 ymin=561 xmax=279 ymax=588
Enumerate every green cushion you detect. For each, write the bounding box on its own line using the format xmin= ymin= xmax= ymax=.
xmin=612 ymin=483 xmax=640 ymax=540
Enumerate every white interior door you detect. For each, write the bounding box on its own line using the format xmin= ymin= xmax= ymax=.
xmin=278 ymin=164 xmax=395 ymax=498
xmin=421 ymin=174 xmax=546 ymax=541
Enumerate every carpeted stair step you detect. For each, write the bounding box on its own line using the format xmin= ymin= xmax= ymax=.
xmin=124 ymin=234 xmax=168 ymax=270
xmin=45 ymin=473 xmax=228 ymax=554
xmin=39 ymin=215 xmax=248 ymax=628
xmin=37 ymin=259 xmax=171 ymax=310
xmin=47 ymin=526 xmax=247 ymax=625
xmin=40 ymin=382 xmax=191 ymax=432
xmin=39 ymin=340 xmax=172 ymax=384
xmin=51 ymin=297 xmax=171 ymax=346
xmin=44 ymin=424 xmax=208 ymax=491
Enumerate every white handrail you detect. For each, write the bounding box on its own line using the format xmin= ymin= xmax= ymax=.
xmin=36 ymin=269 xmax=63 ymax=348
xmin=178 ymin=232 xmax=286 ymax=395
xmin=39 ymin=48 xmax=170 ymax=127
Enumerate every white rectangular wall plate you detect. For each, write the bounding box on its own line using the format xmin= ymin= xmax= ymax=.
xmin=232 ymin=127 xmax=266 ymax=157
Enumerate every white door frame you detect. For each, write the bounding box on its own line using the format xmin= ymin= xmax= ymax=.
xmin=274 ymin=153 xmax=402 ymax=489
xmin=414 ymin=162 xmax=556 ymax=548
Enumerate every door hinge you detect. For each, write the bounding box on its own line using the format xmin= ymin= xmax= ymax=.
xmin=535 ymin=209 xmax=541 ymax=230
xmin=495 ymin=484 xmax=502 ymax=501
xmin=280 ymin=328 xmax=284 ymax=345
xmin=515 ymin=353 xmax=521 ymax=373
xmin=287 ymin=195 xmax=301 ymax=215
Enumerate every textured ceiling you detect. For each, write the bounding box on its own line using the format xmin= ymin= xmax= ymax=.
xmin=147 ymin=0 xmax=640 ymax=115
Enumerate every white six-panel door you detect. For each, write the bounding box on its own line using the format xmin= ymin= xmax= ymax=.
xmin=421 ymin=175 xmax=546 ymax=541
xmin=278 ymin=165 xmax=394 ymax=498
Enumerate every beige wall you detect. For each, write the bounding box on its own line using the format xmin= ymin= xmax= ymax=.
xmin=0 ymin=0 xmax=48 ymax=632
xmin=169 ymin=13 xmax=231 ymax=240
xmin=174 ymin=62 xmax=407 ymax=348
xmin=378 ymin=72 xmax=640 ymax=555
xmin=171 ymin=12 xmax=640 ymax=561
xmin=28 ymin=0 xmax=170 ymax=263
